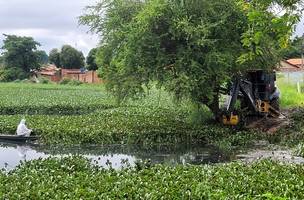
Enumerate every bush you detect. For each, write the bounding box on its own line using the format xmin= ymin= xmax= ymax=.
xmin=21 ymin=79 xmax=32 ymax=84
xmin=39 ymin=77 xmax=50 ymax=84
xmin=0 ymin=67 xmax=28 ymax=82
xmin=13 ymin=79 xmax=21 ymax=83
xmin=59 ymin=78 xmax=71 ymax=85
xmin=68 ymin=79 xmax=83 ymax=86
xmin=59 ymin=78 xmax=82 ymax=86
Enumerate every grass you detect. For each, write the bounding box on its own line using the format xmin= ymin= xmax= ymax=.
xmin=277 ymin=76 xmax=304 ymax=108
xmin=1 ymin=156 xmax=304 ymax=199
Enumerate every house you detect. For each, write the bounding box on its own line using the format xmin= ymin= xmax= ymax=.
xmin=61 ymin=68 xmax=102 ymax=83
xmin=278 ymin=59 xmax=303 ymax=72
xmin=38 ymin=64 xmax=102 ymax=84
xmin=61 ymin=68 xmax=84 ymax=80
xmin=286 ymin=58 xmax=304 ymax=68
xmin=38 ymin=64 xmax=61 ymax=82
xmin=278 ymin=59 xmax=304 ymax=84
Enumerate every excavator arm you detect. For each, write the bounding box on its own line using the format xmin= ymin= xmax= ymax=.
xmin=223 ymin=77 xmax=257 ymax=125
xmin=222 ymin=71 xmax=281 ymax=126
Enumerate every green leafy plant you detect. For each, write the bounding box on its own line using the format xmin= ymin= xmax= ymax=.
xmin=2 ymin=156 xmax=304 ymax=199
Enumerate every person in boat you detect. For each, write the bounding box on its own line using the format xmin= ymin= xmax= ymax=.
xmin=16 ymin=119 xmax=32 ymax=137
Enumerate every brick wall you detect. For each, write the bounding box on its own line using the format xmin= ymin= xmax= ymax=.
xmin=62 ymin=70 xmax=102 ymax=84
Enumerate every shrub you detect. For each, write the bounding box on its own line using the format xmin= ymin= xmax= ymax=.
xmin=68 ymin=79 xmax=83 ymax=86
xmin=13 ymin=79 xmax=21 ymax=83
xmin=59 ymin=78 xmax=82 ymax=85
xmin=39 ymin=77 xmax=50 ymax=84
xmin=59 ymin=78 xmax=71 ymax=85
xmin=0 ymin=67 xmax=28 ymax=82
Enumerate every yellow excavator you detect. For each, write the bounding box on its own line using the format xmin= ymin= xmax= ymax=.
xmin=222 ymin=70 xmax=281 ymax=126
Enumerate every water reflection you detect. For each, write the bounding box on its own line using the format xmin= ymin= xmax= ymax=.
xmin=0 ymin=141 xmax=232 ymax=170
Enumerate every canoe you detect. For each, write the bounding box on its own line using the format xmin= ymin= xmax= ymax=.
xmin=0 ymin=135 xmax=39 ymax=142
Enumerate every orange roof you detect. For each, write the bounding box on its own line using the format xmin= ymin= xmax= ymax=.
xmin=286 ymin=59 xmax=304 ymax=67
xmin=41 ymin=64 xmax=60 ymax=71
xmin=39 ymin=71 xmax=57 ymax=76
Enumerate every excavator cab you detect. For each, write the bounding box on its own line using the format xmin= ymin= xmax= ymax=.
xmin=222 ymin=70 xmax=280 ymax=126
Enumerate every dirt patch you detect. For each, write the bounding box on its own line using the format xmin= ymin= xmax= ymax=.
xmin=245 ymin=109 xmax=292 ymax=134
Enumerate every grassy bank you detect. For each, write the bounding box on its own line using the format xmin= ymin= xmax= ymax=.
xmin=277 ymin=76 xmax=304 ymax=108
xmin=1 ymin=156 xmax=304 ymax=199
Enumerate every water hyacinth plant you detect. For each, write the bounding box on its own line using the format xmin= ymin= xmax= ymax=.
xmin=1 ymin=156 xmax=304 ymax=199
xmin=0 ymin=83 xmax=261 ymax=147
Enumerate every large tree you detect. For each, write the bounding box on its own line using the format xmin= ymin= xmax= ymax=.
xmin=36 ymin=50 xmax=49 ymax=65
xmin=60 ymin=45 xmax=85 ymax=69
xmin=86 ymin=48 xmax=99 ymax=70
xmin=1 ymin=34 xmax=41 ymax=72
xmin=80 ymin=0 xmax=302 ymax=116
xmin=49 ymin=48 xmax=61 ymax=67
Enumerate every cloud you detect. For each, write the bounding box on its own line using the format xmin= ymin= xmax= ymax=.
xmin=0 ymin=0 xmax=99 ymax=55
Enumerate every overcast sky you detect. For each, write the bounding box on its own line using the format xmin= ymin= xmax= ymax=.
xmin=0 ymin=0 xmax=99 ymax=56
xmin=0 ymin=0 xmax=303 ymax=57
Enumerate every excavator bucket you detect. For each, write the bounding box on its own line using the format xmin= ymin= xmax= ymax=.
xmin=223 ymin=114 xmax=240 ymax=126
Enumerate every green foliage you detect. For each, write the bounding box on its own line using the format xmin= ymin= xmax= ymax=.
xmin=280 ymin=36 xmax=303 ymax=59
xmin=276 ymin=76 xmax=304 ymax=108
xmin=36 ymin=50 xmax=49 ymax=65
xmin=86 ymin=48 xmax=99 ymax=70
xmin=39 ymin=77 xmax=51 ymax=84
xmin=80 ymin=0 xmax=247 ymax=114
xmin=49 ymin=48 xmax=61 ymax=67
xmin=0 ymin=67 xmax=28 ymax=82
xmin=80 ymin=0 xmax=302 ymax=115
xmin=2 ymin=156 xmax=304 ymax=199
xmin=0 ymin=83 xmax=251 ymax=146
xmin=187 ymin=103 xmax=213 ymax=125
xmin=276 ymin=107 xmax=304 ymax=146
xmin=0 ymin=83 xmax=302 ymax=146
xmin=0 ymin=56 xmax=3 ymax=67
xmin=60 ymin=45 xmax=85 ymax=69
xmin=59 ymin=78 xmax=83 ymax=86
xmin=237 ymin=0 xmax=302 ymax=68
xmin=58 ymin=77 xmax=71 ymax=85
xmin=1 ymin=34 xmax=41 ymax=73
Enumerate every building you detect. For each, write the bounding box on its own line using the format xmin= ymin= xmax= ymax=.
xmin=286 ymin=58 xmax=304 ymax=68
xmin=38 ymin=64 xmax=102 ymax=84
xmin=61 ymin=68 xmax=102 ymax=84
xmin=38 ymin=64 xmax=61 ymax=82
xmin=278 ymin=59 xmax=304 ymax=84
xmin=278 ymin=59 xmax=303 ymax=72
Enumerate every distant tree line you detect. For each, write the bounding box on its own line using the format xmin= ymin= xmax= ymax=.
xmin=49 ymin=46 xmax=98 ymax=70
xmin=0 ymin=34 xmax=48 ymax=82
xmin=0 ymin=34 xmax=99 ymax=82
xmin=49 ymin=45 xmax=85 ymax=69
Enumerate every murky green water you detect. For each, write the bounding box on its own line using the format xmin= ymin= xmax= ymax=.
xmin=2 ymin=140 xmax=303 ymax=170
xmin=0 ymin=141 xmax=232 ymax=170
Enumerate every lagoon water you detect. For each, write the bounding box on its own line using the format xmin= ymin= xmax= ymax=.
xmin=0 ymin=141 xmax=231 ymax=171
